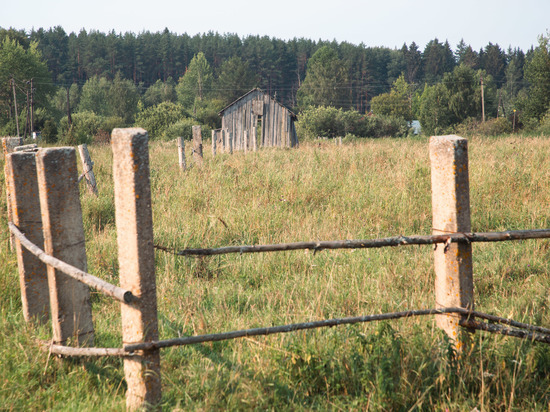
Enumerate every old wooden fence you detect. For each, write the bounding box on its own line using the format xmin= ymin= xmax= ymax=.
xmin=3 ymin=131 xmax=550 ymax=410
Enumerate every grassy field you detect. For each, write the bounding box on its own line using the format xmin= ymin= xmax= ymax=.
xmin=1 ymin=134 xmax=550 ymax=410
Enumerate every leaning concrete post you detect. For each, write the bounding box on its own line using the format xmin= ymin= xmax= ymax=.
xmin=111 ymin=128 xmax=161 ymax=410
xmin=3 ymin=136 xmax=23 ymax=250
xmin=6 ymin=152 xmax=49 ymax=324
xmin=192 ymin=125 xmax=203 ymax=167
xmin=177 ymin=137 xmax=187 ymax=171
xmin=77 ymin=144 xmax=98 ymax=196
xmin=36 ymin=147 xmax=94 ymax=346
xmin=429 ymin=135 xmax=474 ymax=347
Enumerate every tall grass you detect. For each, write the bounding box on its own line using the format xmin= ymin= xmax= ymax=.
xmin=1 ymin=134 xmax=550 ymax=410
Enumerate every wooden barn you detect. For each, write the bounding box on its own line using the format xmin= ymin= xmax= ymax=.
xmin=213 ymin=88 xmax=298 ymax=153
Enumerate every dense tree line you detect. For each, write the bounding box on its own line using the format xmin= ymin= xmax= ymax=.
xmin=1 ymin=25 xmax=549 ymax=140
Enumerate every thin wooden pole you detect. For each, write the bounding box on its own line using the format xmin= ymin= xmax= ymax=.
xmin=111 ymin=128 xmax=161 ymax=410
xmin=192 ymin=125 xmax=203 ymax=167
xmin=177 ymin=137 xmax=186 ymax=171
xmin=5 ymin=152 xmax=49 ymax=324
xmin=36 ymin=147 xmax=94 ymax=346
xmin=158 ymin=229 xmax=550 ymax=257
xmin=8 ymin=222 xmax=134 ymax=303
xmin=429 ymin=135 xmax=474 ymax=348
xmin=77 ymin=144 xmax=98 ymax=196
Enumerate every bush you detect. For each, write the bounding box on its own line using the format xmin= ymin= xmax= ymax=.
xmin=367 ymin=115 xmax=410 ymax=138
xmin=163 ymin=117 xmax=204 ymax=140
xmin=476 ymin=117 xmax=512 ymax=136
xmin=41 ymin=119 xmax=58 ymax=143
xmin=454 ymin=117 xmax=512 ymax=136
xmin=58 ymin=111 xmax=104 ymax=145
xmin=135 ymin=102 xmax=187 ymax=139
xmin=297 ymin=106 xmax=410 ymax=140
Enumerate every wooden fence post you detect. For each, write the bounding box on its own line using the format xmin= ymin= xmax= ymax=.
xmin=177 ymin=137 xmax=186 ymax=171
xmin=111 ymin=128 xmax=161 ymax=410
xmin=36 ymin=147 xmax=94 ymax=346
xmin=429 ymin=135 xmax=474 ymax=348
xmin=192 ymin=125 xmax=203 ymax=167
xmin=5 ymin=151 xmax=49 ymax=324
xmin=3 ymin=137 xmax=23 ymax=250
xmin=77 ymin=144 xmax=98 ymax=196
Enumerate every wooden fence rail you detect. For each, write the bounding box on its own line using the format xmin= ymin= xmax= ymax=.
xmin=4 ymin=132 xmax=550 ymax=410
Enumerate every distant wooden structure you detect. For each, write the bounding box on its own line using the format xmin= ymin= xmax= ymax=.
xmin=214 ymin=88 xmax=298 ymax=153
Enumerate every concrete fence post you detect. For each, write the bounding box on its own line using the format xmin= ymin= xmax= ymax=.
xmin=192 ymin=125 xmax=203 ymax=167
xmin=211 ymin=130 xmax=217 ymax=156
xmin=36 ymin=147 xmax=94 ymax=346
xmin=3 ymin=137 xmax=23 ymax=250
xmin=429 ymin=135 xmax=474 ymax=348
xmin=5 ymin=151 xmax=49 ymax=324
xmin=177 ymin=137 xmax=186 ymax=171
xmin=77 ymin=144 xmax=98 ymax=196
xmin=111 ymin=128 xmax=161 ymax=410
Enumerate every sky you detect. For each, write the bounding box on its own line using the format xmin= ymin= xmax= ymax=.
xmin=2 ymin=0 xmax=549 ymax=52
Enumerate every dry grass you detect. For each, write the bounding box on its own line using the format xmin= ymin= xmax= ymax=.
xmin=1 ymin=134 xmax=550 ymax=410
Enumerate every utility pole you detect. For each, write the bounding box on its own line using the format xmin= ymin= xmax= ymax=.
xmin=24 ymin=82 xmax=30 ymax=138
xmin=480 ymin=76 xmax=485 ymax=123
xmin=30 ymin=78 xmax=34 ymax=135
xmin=66 ymin=87 xmax=72 ymax=127
xmin=12 ymin=78 xmax=20 ymax=137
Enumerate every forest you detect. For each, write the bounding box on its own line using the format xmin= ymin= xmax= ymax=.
xmin=1 ymin=26 xmax=549 ymax=143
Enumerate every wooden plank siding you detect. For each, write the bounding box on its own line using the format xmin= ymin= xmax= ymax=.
xmin=218 ymin=88 xmax=298 ymax=153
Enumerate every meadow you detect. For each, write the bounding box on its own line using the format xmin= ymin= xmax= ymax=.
xmin=1 ymin=134 xmax=550 ymax=410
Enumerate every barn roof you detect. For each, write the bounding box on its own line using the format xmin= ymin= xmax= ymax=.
xmin=218 ymin=88 xmax=297 ymax=119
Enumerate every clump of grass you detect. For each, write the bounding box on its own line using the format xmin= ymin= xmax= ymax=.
xmin=1 ymin=135 xmax=550 ymax=409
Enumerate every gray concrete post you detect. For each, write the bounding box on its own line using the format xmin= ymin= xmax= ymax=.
xmin=211 ymin=129 xmax=217 ymax=156
xmin=177 ymin=137 xmax=186 ymax=171
xmin=192 ymin=125 xmax=203 ymax=167
xmin=6 ymin=152 xmax=49 ymax=324
xmin=429 ymin=135 xmax=474 ymax=347
xmin=3 ymin=137 xmax=23 ymax=250
xmin=36 ymin=147 xmax=94 ymax=346
xmin=111 ymin=128 xmax=161 ymax=410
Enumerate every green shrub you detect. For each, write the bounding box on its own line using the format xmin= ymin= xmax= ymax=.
xmin=134 ymin=102 xmax=187 ymax=139
xmin=163 ymin=117 xmax=199 ymax=140
xmin=41 ymin=119 xmax=58 ymax=143
xmin=297 ymin=106 xmax=409 ymax=140
xmin=58 ymin=111 xmax=103 ymax=145
xmin=476 ymin=117 xmax=512 ymax=136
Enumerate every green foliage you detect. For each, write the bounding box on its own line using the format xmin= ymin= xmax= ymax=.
xmin=522 ymin=35 xmax=550 ymax=121
xmin=215 ymin=57 xmax=257 ymax=105
xmin=176 ymin=52 xmax=213 ymax=109
xmin=78 ymin=74 xmax=139 ymax=124
xmin=58 ymin=111 xmax=124 ymax=145
xmin=143 ymin=78 xmax=177 ymax=108
xmin=163 ymin=117 xmax=198 ymax=141
xmin=41 ymin=118 xmax=58 ymax=143
xmin=135 ymin=101 xmax=187 ymax=139
xmin=193 ymin=98 xmax=224 ymax=130
xmin=297 ymin=46 xmax=350 ymax=109
xmin=370 ymin=74 xmax=413 ymax=121
xmin=297 ymin=105 xmax=409 ymax=139
xmin=417 ymin=83 xmax=453 ymax=135
xmin=0 ymin=37 xmax=54 ymax=128
xmin=417 ymin=64 xmax=497 ymax=134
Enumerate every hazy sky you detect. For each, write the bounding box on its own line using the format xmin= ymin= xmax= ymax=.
xmin=2 ymin=0 xmax=548 ymax=51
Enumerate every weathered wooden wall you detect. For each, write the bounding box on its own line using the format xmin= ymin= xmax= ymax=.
xmin=218 ymin=89 xmax=298 ymax=153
